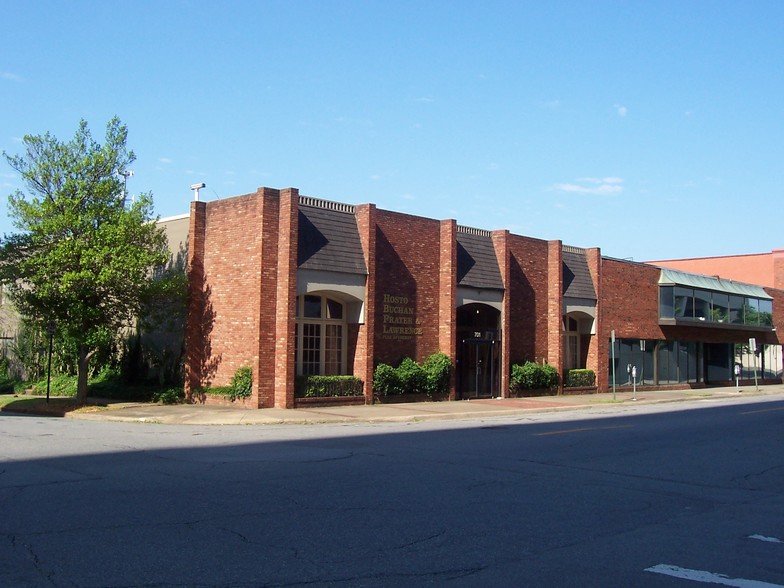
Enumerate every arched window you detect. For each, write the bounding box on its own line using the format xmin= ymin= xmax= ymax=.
xmin=295 ymin=295 xmax=346 ymax=376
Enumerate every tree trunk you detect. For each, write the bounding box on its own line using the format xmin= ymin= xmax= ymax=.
xmin=76 ymin=345 xmax=93 ymax=405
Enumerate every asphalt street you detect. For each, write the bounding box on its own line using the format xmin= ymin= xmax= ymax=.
xmin=1 ymin=395 xmax=783 ymax=587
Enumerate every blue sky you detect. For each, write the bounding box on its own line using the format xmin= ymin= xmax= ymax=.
xmin=2 ymin=0 xmax=782 ymax=261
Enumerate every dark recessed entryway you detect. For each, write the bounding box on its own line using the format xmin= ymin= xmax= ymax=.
xmin=457 ymin=303 xmax=501 ymax=399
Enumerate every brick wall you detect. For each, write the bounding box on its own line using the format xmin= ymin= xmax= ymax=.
xmin=355 ymin=204 xmax=377 ymax=402
xmin=200 ymin=193 xmax=264 ymax=389
xmin=184 ymin=201 xmax=206 ymax=400
xmin=585 ymin=248 xmax=603 ymax=386
xmin=506 ymin=234 xmax=552 ymax=366
xmin=492 ymin=230 xmax=511 ymax=395
xmin=184 ymin=187 xmax=297 ymax=408
xmin=373 ymin=209 xmax=442 ymax=364
xmin=547 ymin=240 xmax=563 ymax=379
xmin=439 ymin=220 xmax=457 ymax=399
xmin=601 ymin=259 xmax=663 ymax=341
xmin=774 ymin=250 xmax=784 ymax=291
xmin=273 ymin=188 xmax=298 ymax=408
xmin=254 ymin=188 xmax=281 ymax=408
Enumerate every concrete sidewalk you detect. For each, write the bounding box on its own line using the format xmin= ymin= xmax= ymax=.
xmin=64 ymin=383 xmax=784 ymax=426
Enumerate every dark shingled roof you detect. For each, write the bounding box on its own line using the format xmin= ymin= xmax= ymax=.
xmin=563 ymin=251 xmax=596 ymax=299
xmin=457 ymin=232 xmax=504 ymax=289
xmin=297 ymin=206 xmax=367 ymax=274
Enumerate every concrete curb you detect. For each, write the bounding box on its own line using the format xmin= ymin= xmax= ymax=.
xmin=50 ymin=384 xmax=784 ymax=426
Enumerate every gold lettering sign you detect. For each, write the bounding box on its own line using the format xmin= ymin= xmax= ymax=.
xmin=381 ymin=293 xmax=423 ymax=340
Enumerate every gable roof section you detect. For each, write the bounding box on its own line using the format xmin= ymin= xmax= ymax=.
xmin=457 ymin=229 xmax=503 ymax=289
xmin=297 ymin=205 xmax=367 ymax=275
xmin=563 ymin=250 xmax=596 ymax=300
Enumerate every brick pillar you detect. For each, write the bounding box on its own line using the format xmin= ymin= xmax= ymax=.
xmin=492 ymin=230 xmax=511 ymax=397
xmin=547 ymin=240 xmax=564 ymax=392
xmin=355 ymin=203 xmax=377 ymax=404
xmin=253 ymin=188 xmax=281 ymax=408
xmin=184 ymin=200 xmax=207 ymax=401
xmin=273 ymin=188 xmax=299 ymax=408
xmin=439 ymin=220 xmax=457 ymax=400
xmin=585 ymin=247 xmax=604 ymax=391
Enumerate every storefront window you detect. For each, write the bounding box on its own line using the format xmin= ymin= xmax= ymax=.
xmin=659 ymin=286 xmax=674 ymax=319
xmin=693 ymin=290 xmax=711 ymax=321
xmin=711 ymin=293 xmax=729 ymax=323
xmin=759 ymin=299 xmax=773 ymax=327
xmin=745 ymin=298 xmax=760 ymax=326
xmin=729 ymin=295 xmax=744 ymax=324
xmin=661 ymin=287 xmax=772 ymax=328
xmin=674 ymin=287 xmax=694 ymax=319
xmin=611 ymin=338 xmax=699 ymax=386
xmin=295 ymin=295 xmax=347 ymax=376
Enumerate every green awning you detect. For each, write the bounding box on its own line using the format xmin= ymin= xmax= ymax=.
xmin=658 ymin=268 xmax=772 ymax=300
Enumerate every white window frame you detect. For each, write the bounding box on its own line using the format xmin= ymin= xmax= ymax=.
xmin=295 ymin=294 xmax=347 ymax=376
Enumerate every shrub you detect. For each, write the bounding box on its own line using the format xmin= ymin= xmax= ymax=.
xmin=374 ymin=353 xmax=453 ymax=397
xmin=397 ymin=357 xmax=427 ymax=394
xmin=228 ymin=366 xmax=252 ymax=401
xmin=565 ymin=369 xmax=595 ymax=388
xmin=373 ymin=363 xmax=403 ymax=395
xmin=30 ymin=373 xmax=77 ymax=397
xmin=510 ymin=361 xmax=559 ymax=393
xmin=422 ymin=352 xmax=451 ymax=398
xmin=295 ymin=376 xmax=363 ymax=398
xmin=0 ymin=375 xmax=15 ymax=393
xmin=153 ymin=387 xmax=184 ymax=404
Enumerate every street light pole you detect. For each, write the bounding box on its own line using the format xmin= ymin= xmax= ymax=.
xmin=118 ymin=169 xmax=134 ymax=206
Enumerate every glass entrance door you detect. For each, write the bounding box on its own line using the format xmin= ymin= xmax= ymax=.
xmin=456 ymin=303 xmax=502 ymax=399
xmin=458 ymin=338 xmax=500 ymax=399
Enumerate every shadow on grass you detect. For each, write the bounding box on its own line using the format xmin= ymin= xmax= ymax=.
xmin=0 ymin=395 xmax=113 ymax=417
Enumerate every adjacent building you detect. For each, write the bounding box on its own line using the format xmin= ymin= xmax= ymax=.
xmin=172 ymin=187 xmax=783 ymax=408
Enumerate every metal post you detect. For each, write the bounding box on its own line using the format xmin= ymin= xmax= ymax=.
xmin=45 ymin=321 xmax=55 ymax=403
xmin=749 ymin=337 xmax=759 ymax=392
xmin=610 ymin=330 xmax=616 ymax=401
xmin=753 ymin=352 xmax=760 ymax=392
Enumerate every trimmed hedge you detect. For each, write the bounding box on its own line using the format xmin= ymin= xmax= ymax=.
xmin=564 ymin=369 xmax=595 ymax=388
xmin=373 ymin=352 xmax=451 ymax=398
xmin=295 ymin=375 xmax=364 ymax=398
xmin=510 ymin=361 xmax=559 ymax=394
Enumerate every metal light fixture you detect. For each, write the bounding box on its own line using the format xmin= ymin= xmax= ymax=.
xmin=190 ymin=182 xmax=206 ymax=201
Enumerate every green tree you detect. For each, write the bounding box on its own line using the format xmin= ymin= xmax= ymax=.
xmin=0 ymin=118 xmax=169 ymax=403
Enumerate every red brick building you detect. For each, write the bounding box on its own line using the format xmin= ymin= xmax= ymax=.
xmin=173 ymin=187 xmax=783 ymax=408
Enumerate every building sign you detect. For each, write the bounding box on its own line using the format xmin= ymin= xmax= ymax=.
xmin=381 ymin=293 xmax=423 ymax=340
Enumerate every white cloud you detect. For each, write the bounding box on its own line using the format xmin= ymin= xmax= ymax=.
xmin=369 ymin=174 xmax=381 ymax=181
xmin=540 ymin=99 xmax=562 ymax=110
xmin=614 ymin=104 xmax=628 ymax=117
xmin=553 ymin=177 xmax=624 ymax=196
xmin=158 ymin=157 xmax=173 ymax=164
xmin=415 ymin=96 xmax=435 ymax=103
xmin=401 ymin=193 xmax=415 ymax=200
xmin=1 ymin=71 xmax=21 ymax=81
